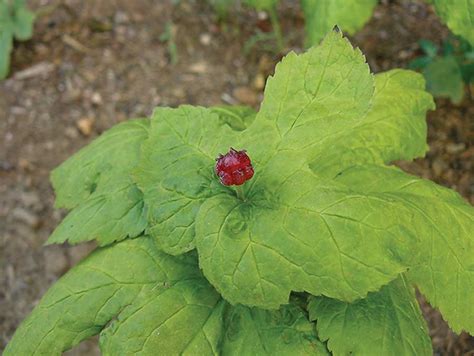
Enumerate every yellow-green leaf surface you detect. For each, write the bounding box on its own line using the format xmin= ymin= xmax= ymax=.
xmin=4 ymin=237 xmax=202 ymax=355
xmin=433 ymin=0 xmax=474 ymax=45
xmin=196 ymin=166 xmax=423 ymax=308
xmin=100 ymin=287 xmax=329 ymax=355
xmin=133 ymin=106 xmax=239 ymax=255
xmin=100 ymin=279 xmax=226 ymax=355
xmin=301 ymin=0 xmax=377 ymax=45
xmin=47 ymin=175 xmax=147 ymax=246
xmin=51 ymin=118 xmax=149 ymax=208
xmin=249 ymin=30 xmax=374 ymax=162
xmin=309 ymin=69 xmax=434 ymax=177
xmin=222 ymin=303 xmax=329 ymax=355
xmin=210 ymin=105 xmax=257 ymax=131
xmin=333 ymin=164 xmax=474 ymax=334
xmin=308 ymin=276 xmax=432 ymax=356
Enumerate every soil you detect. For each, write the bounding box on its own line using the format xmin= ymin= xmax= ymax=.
xmin=0 ymin=0 xmax=473 ymax=355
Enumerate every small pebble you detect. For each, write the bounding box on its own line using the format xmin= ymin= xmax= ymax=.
xmin=446 ymin=143 xmax=465 ymax=154
xmin=12 ymin=207 xmax=40 ymax=228
xmin=199 ymin=33 xmax=211 ymax=46
xmin=76 ymin=118 xmax=94 ymax=136
xmin=91 ymin=92 xmax=103 ymax=105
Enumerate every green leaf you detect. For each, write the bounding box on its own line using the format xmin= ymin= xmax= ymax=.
xmin=51 ymin=118 xmax=150 ymax=209
xmin=419 ymin=39 xmax=438 ymax=57
xmin=0 ymin=29 xmax=13 ymax=80
xmin=100 ymin=277 xmax=225 ymax=355
xmin=196 ymin=166 xmax=422 ymax=308
xmin=210 ymin=105 xmax=257 ymax=131
xmin=408 ymin=55 xmax=432 ymax=70
xmin=13 ymin=4 xmax=35 ymax=41
xmin=222 ymin=303 xmax=329 ymax=355
xmin=332 ymin=164 xmax=474 ymax=334
xmin=4 ymin=237 xmax=203 ymax=355
xmin=301 ymin=0 xmax=378 ymax=45
xmin=250 ymin=31 xmax=374 ymax=161
xmin=433 ymin=0 xmax=474 ymax=46
xmin=423 ymin=55 xmax=465 ymax=103
xmin=309 ymin=69 xmax=434 ymax=177
xmin=237 ymin=30 xmax=376 ymax=186
xmin=133 ymin=106 xmax=239 ymax=255
xmin=47 ymin=175 xmax=147 ymax=246
xmin=308 ymin=276 xmax=432 ymax=356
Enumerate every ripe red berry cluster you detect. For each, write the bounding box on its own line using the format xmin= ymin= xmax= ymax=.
xmin=215 ymin=148 xmax=254 ymax=186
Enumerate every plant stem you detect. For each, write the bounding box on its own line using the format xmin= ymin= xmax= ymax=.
xmin=235 ymin=185 xmax=245 ymax=201
xmin=269 ymin=6 xmax=284 ymax=52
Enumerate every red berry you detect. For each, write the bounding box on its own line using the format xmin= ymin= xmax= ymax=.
xmin=215 ymin=148 xmax=254 ymax=186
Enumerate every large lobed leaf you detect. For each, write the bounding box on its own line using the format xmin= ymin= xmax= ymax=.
xmin=47 ymin=119 xmax=150 ymax=246
xmin=222 ymin=302 xmax=329 ymax=355
xmin=309 ymin=68 xmax=433 ymax=177
xmin=334 ymin=164 xmax=474 ymax=333
xmin=47 ymin=175 xmax=147 ymax=246
xmin=51 ymin=119 xmax=149 ymax=209
xmin=196 ymin=166 xmax=423 ymax=308
xmin=308 ymin=276 xmax=432 ymax=356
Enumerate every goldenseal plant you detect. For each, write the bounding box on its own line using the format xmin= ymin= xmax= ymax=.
xmin=6 ymin=31 xmax=474 ymax=355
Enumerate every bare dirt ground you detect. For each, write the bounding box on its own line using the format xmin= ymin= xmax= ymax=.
xmin=1 ymin=0 xmax=473 ymax=354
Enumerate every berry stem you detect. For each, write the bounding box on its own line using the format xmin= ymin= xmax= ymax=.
xmin=235 ymin=185 xmax=246 ymax=201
